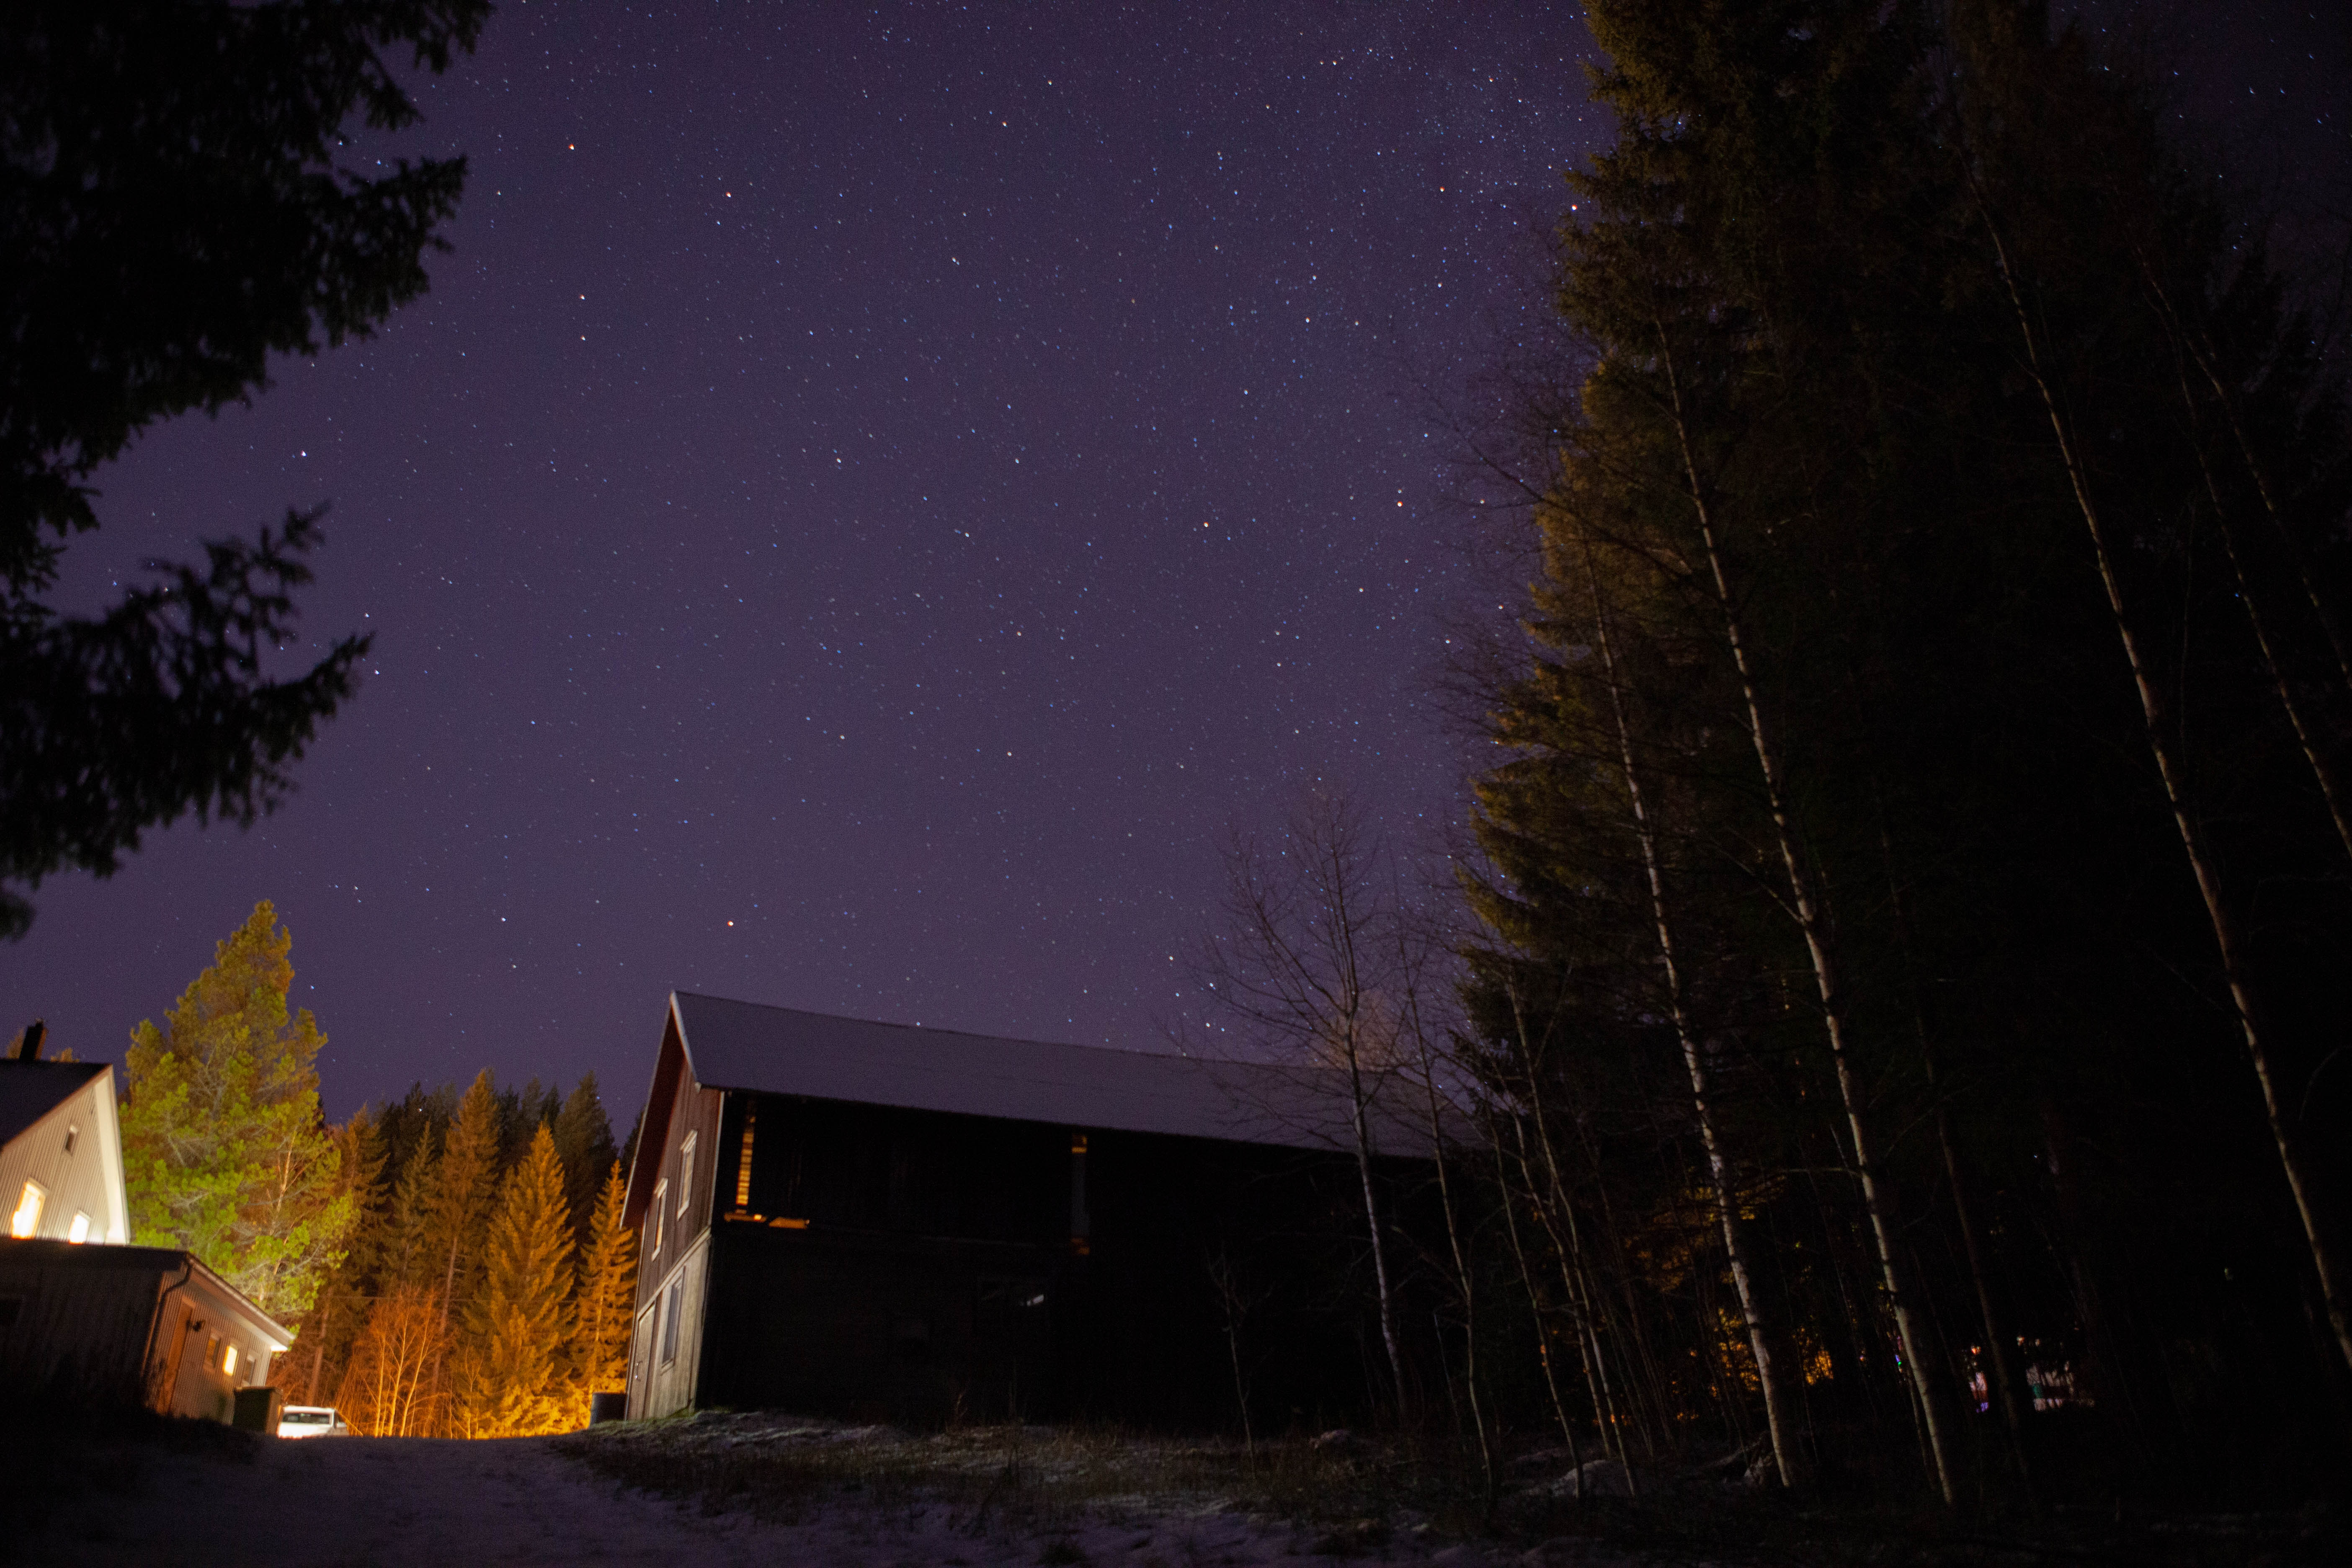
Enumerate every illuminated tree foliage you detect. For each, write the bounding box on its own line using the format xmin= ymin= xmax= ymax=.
xmin=572 ymin=1162 xmax=638 ymax=1426
xmin=290 ymin=1065 xmax=626 ymax=1436
xmin=121 ymin=899 xmax=353 ymax=1319
xmin=453 ymin=1123 xmax=578 ymax=1438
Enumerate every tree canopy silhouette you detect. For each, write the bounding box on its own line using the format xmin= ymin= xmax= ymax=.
xmin=0 ymin=0 xmax=491 ymax=936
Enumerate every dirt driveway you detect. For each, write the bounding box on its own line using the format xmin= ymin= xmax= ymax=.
xmin=11 ymin=1428 xmax=1548 ymax=1568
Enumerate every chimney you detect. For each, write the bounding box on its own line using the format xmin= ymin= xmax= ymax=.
xmin=15 ymin=1020 xmax=43 ymax=1062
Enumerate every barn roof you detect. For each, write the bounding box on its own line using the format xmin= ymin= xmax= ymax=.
xmin=625 ymin=991 xmax=1444 ymax=1226
xmin=0 ymin=1060 xmax=108 ymax=1150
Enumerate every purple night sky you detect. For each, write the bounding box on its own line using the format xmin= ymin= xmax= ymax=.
xmin=3 ymin=3 xmax=2339 ymax=1120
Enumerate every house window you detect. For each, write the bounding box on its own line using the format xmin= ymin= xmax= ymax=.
xmin=651 ymin=1179 xmax=667 ymax=1258
xmin=678 ymin=1132 xmax=696 ymax=1214
xmin=63 ymin=1123 xmax=78 ymax=1156
xmin=9 ymin=1180 xmax=43 ymax=1238
xmin=223 ymin=1344 xmax=239 ymax=1377
xmin=205 ymin=1334 xmax=222 ymax=1370
xmin=660 ymin=1277 xmax=684 ymax=1365
xmin=67 ymin=1211 xmax=90 ymax=1244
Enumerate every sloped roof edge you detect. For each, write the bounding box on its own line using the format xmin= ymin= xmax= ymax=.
xmin=659 ymin=990 xmax=1443 ymax=1158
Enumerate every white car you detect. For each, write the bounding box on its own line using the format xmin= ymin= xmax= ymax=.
xmin=277 ymin=1405 xmax=354 ymax=1438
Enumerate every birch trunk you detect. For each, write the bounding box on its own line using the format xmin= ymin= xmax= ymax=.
xmin=1983 ymin=212 xmax=2352 ymax=1380
xmin=1522 ymin=1081 xmax=1639 ymax=1485
xmin=1653 ymin=333 xmax=1960 ymax=1505
xmin=1579 ymin=535 xmax=1808 ymax=1487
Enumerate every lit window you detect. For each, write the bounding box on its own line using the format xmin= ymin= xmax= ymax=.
xmin=206 ymin=1334 xmax=222 ymax=1369
xmin=678 ymin=1132 xmax=696 ymax=1214
xmin=223 ymin=1345 xmax=239 ymax=1376
xmin=9 ymin=1180 xmax=43 ymax=1238
xmin=734 ymin=1107 xmax=756 ymax=1209
xmin=67 ymin=1211 xmax=90 ymax=1243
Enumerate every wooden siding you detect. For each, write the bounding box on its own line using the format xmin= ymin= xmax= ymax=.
xmin=631 ymin=1071 xmax=724 ymax=1324
xmin=626 ymin=1230 xmax=711 ymax=1419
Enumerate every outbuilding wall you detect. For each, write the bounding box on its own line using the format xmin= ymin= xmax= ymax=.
xmin=0 ymin=1239 xmax=162 ymax=1404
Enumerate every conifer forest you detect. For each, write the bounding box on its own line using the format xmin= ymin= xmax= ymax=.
xmin=46 ymin=0 xmax=2350 ymax=1533
xmin=1424 ymin=0 xmax=2352 ymax=1511
xmin=119 ymin=903 xmax=637 ymax=1439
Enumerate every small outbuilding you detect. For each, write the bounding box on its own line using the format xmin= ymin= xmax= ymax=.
xmin=0 ymin=1238 xmax=292 ymax=1418
xmin=621 ymin=992 xmax=1440 ymax=1429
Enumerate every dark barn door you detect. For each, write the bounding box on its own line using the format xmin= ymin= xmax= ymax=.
xmin=970 ymin=1273 xmax=1053 ymax=1419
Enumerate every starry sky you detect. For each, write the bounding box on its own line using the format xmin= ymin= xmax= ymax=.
xmin=4 ymin=2 xmax=2341 ymax=1122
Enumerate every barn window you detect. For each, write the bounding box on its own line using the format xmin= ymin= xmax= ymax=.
xmin=678 ymin=1132 xmax=696 ymax=1214
xmin=660 ymin=1278 xmax=684 ymax=1365
xmin=733 ymin=1106 xmax=756 ymax=1210
xmin=9 ymin=1180 xmax=43 ymax=1238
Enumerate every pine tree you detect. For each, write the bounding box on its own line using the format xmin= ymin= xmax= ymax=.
xmin=572 ymin=1161 xmax=637 ymax=1426
xmin=552 ymin=1075 xmax=619 ymax=1246
xmin=454 ymin=1122 xmax=578 ymax=1437
xmin=121 ymin=900 xmax=353 ymax=1319
xmin=422 ymin=1070 xmax=500 ymax=1326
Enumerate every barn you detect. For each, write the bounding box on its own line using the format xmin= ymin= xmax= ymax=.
xmin=620 ymin=992 xmax=1439 ymax=1429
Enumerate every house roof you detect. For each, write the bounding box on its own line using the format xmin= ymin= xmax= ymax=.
xmin=625 ymin=991 xmax=1444 ymax=1226
xmin=0 ymin=1237 xmax=295 ymax=1351
xmin=0 ymin=1060 xmax=108 ymax=1150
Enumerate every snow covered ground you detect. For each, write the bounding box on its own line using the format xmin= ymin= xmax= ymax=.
xmin=13 ymin=1416 xmax=1661 ymax=1568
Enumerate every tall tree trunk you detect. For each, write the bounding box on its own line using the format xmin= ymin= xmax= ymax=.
xmin=2150 ymin=320 xmax=2352 ymax=863
xmin=2145 ymin=259 xmax=2352 ymax=698
xmin=1875 ymin=811 xmax=2034 ymax=1487
xmin=1488 ymin=1081 xmax=1585 ymax=1470
xmin=1653 ymin=332 xmax=1960 ymax=1504
xmin=1404 ymin=996 xmax=1495 ymax=1498
xmin=1982 ymin=211 xmax=2352 ymax=1379
xmin=1344 ymin=1057 xmax=1410 ymax=1419
xmin=1522 ymin=1084 xmax=1639 ymax=1486
xmin=1580 ymin=536 xmax=1808 ymax=1486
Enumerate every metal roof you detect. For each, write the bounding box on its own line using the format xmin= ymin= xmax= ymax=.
xmin=666 ymin=991 xmax=1438 ymax=1157
xmin=0 ymin=1060 xmax=108 ymax=1150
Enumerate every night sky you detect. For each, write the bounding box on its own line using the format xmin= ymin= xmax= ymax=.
xmin=4 ymin=3 xmax=2340 ymax=1122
